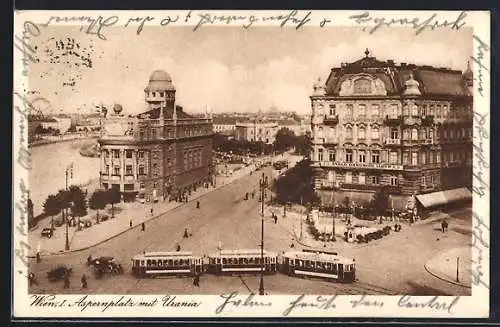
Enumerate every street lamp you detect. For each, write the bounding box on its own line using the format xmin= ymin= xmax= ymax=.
xmin=259 ymin=172 xmax=267 ymax=296
xmin=331 ymin=202 xmax=337 ymax=242
xmin=64 ymin=163 xmax=74 ymax=251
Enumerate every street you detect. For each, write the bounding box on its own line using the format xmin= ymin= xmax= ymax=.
xmin=28 ymin=165 xmax=471 ymax=296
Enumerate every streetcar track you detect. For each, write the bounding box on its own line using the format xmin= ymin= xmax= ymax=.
xmin=238 ymin=275 xmax=254 ymax=293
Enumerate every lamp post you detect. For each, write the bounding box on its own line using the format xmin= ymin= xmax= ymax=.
xmin=259 ymin=172 xmax=267 ymax=296
xmin=331 ymin=201 xmax=336 ymax=242
xmin=64 ymin=163 xmax=74 ymax=251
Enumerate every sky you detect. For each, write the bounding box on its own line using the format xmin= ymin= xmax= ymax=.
xmin=28 ymin=25 xmax=473 ymax=115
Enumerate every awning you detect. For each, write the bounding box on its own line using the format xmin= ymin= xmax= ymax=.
xmin=416 ymin=187 xmax=472 ymax=208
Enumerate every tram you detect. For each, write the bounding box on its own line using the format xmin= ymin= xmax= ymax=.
xmin=280 ymin=249 xmax=356 ymax=283
xmin=131 ymin=251 xmax=203 ymax=278
xmin=207 ymin=249 xmax=278 ymax=275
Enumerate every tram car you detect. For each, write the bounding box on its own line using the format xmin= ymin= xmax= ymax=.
xmin=207 ymin=249 xmax=278 ymax=275
xmin=131 ymin=251 xmax=203 ymax=278
xmin=280 ymin=249 xmax=356 ymax=283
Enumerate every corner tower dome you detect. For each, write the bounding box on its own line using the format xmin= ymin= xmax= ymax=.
xmin=403 ymin=72 xmax=421 ymax=96
xmin=145 ymin=69 xmax=175 ymax=92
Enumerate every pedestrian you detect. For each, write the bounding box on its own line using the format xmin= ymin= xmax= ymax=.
xmin=379 ymin=216 xmax=383 ymax=224
xmin=64 ymin=275 xmax=70 ymax=289
xmin=141 ymin=222 xmax=145 ymax=232
xmin=441 ymin=220 xmax=445 ymax=233
xmin=150 ymin=208 xmax=153 ymax=216
xmin=87 ymin=254 xmax=92 ymax=266
xmin=184 ymin=228 xmax=189 ymax=238
xmin=81 ymin=274 xmax=87 ymax=289
xmin=176 ymin=243 xmax=181 ymax=252
xmin=196 ymin=200 xmax=200 ymax=209
xmin=129 ymin=220 xmax=132 ymax=228
xmin=274 ymin=215 xmax=277 ymax=224
xmin=252 ymin=192 xmax=255 ymax=199
xmin=28 ymin=272 xmax=38 ymax=286
xmin=36 ymin=251 xmax=41 ymax=263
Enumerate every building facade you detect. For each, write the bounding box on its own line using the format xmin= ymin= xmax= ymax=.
xmin=310 ymin=50 xmax=473 ymax=208
xmin=235 ymin=120 xmax=279 ymax=144
xmin=98 ymin=70 xmax=214 ymax=202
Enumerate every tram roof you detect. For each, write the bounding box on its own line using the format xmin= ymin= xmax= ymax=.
xmin=132 ymin=251 xmax=194 ymax=259
xmin=210 ymin=249 xmax=277 ymax=257
xmin=282 ymin=251 xmax=354 ymax=264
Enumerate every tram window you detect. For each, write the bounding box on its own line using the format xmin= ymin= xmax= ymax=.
xmin=344 ymin=264 xmax=349 ymax=272
xmin=333 ymin=264 xmax=338 ymax=273
xmin=168 ymin=259 xmax=173 ymax=266
xmin=239 ymin=258 xmax=243 ymax=264
xmin=147 ymin=260 xmax=151 ymax=266
xmin=140 ymin=260 xmax=144 ymax=266
xmin=305 ymin=261 xmax=311 ymax=268
xmin=158 ymin=260 xmax=162 ymax=267
xmin=223 ymin=258 xmax=227 ymax=264
xmin=174 ymin=260 xmax=179 ymax=266
xmin=249 ymin=257 xmax=254 ymax=264
xmin=179 ymin=259 xmax=184 ymax=265
xmin=243 ymin=258 xmax=248 ymax=264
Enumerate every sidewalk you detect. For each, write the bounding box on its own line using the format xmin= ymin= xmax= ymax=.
xmin=29 ymin=154 xmax=293 ymax=257
xmin=424 ymin=246 xmax=472 ymax=288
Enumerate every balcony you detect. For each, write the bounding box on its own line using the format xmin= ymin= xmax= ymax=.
xmin=323 ymin=114 xmax=339 ymax=126
xmin=421 ymin=138 xmax=433 ymax=145
xmin=313 ymin=161 xmax=403 ymax=171
xmin=443 ymin=160 xmax=462 ymax=168
xmin=384 ymin=115 xmax=402 ymax=125
xmin=384 ymin=138 xmax=401 ymax=146
xmin=323 ymin=138 xmax=338 ymax=145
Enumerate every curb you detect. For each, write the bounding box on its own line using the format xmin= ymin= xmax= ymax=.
xmin=423 ymin=260 xmax=471 ymax=289
xmin=424 ymin=262 xmax=471 ymax=289
xmin=30 ymin=169 xmax=253 ymax=258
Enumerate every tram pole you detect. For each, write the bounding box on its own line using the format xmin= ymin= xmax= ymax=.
xmin=259 ymin=172 xmax=266 ymax=296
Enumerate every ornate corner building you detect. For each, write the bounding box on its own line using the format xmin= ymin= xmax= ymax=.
xmin=310 ymin=50 xmax=473 ymax=208
xmin=98 ymin=70 xmax=214 ymax=202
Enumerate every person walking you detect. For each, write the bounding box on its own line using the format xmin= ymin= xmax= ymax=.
xmin=176 ymin=243 xmax=181 ymax=252
xmin=81 ymin=274 xmax=87 ymax=289
xmin=141 ymin=222 xmax=145 ymax=232
xmin=87 ymin=254 xmax=92 ymax=266
xmin=64 ymin=275 xmax=70 ymax=289
xmin=28 ymin=272 xmax=38 ymax=287
xmin=36 ymin=251 xmax=41 ymax=263
xmin=150 ymin=208 xmax=154 ymax=216
xmin=196 ymin=200 xmax=200 ymax=209
xmin=184 ymin=228 xmax=189 ymax=238
xmin=129 ymin=220 xmax=132 ymax=228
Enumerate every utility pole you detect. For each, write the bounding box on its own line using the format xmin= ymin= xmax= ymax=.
xmin=332 ymin=200 xmax=336 ymax=242
xmin=456 ymin=257 xmax=460 ymax=282
xmin=259 ymin=172 xmax=267 ymax=296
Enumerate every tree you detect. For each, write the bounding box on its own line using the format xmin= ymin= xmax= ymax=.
xmin=57 ymin=189 xmax=71 ymax=223
xmin=68 ymin=185 xmax=88 ymax=225
xmin=106 ymin=187 xmax=121 ymax=218
xmin=294 ymin=134 xmax=311 ymax=156
xmin=274 ymin=127 xmax=296 ymax=152
xmin=89 ymin=190 xmax=106 ymax=223
xmin=43 ymin=194 xmax=60 ymax=230
xmin=371 ymin=186 xmax=390 ymax=216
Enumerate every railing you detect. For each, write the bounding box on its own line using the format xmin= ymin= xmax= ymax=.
xmin=384 ymin=115 xmax=402 ymax=124
xmin=323 ymin=114 xmax=339 ymax=125
xmin=384 ymin=138 xmax=401 ymax=145
xmin=421 ymin=138 xmax=433 ymax=145
xmin=312 ymin=161 xmax=403 ymax=171
xmin=323 ymin=138 xmax=338 ymax=145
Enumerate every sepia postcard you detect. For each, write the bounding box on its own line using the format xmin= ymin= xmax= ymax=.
xmin=12 ymin=10 xmax=490 ymax=319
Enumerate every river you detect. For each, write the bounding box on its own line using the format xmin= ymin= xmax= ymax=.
xmin=29 ymin=139 xmax=100 ymax=217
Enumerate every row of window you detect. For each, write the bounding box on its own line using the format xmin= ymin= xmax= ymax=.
xmin=317 ymin=126 xmax=472 ymax=141
xmin=147 ymin=91 xmax=173 ymax=98
xmin=317 ymin=149 xmax=471 ymax=165
xmin=183 ymin=149 xmax=203 ymax=171
xmin=326 ymin=170 xmax=442 ymax=187
xmin=320 ymin=102 xmax=471 ymax=120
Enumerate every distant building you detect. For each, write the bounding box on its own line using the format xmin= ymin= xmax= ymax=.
xmin=40 ymin=116 xmax=72 ymax=133
xmin=212 ymin=116 xmax=238 ymax=134
xmin=98 ymin=70 xmax=214 ymax=202
xmin=310 ymin=49 xmax=473 ymax=210
xmin=235 ymin=120 xmax=279 ymax=144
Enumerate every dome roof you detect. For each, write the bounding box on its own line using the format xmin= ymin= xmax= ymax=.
xmin=403 ymin=72 xmax=421 ymax=96
xmin=113 ymin=103 xmax=123 ymax=114
xmin=145 ymin=69 xmax=175 ymax=92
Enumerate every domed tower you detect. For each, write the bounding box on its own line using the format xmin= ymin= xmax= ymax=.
xmin=403 ymin=72 xmax=421 ymax=96
xmin=144 ymin=70 xmax=176 ymax=111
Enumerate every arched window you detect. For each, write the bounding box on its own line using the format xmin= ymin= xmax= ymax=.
xmin=358 ymin=126 xmax=366 ymax=139
xmin=371 ymin=126 xmax=379 ymax=139
xmin=346 ymin=126 xmax=353 ymax=139
xmin=411 ymin=104 xmax=418 ymax=116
